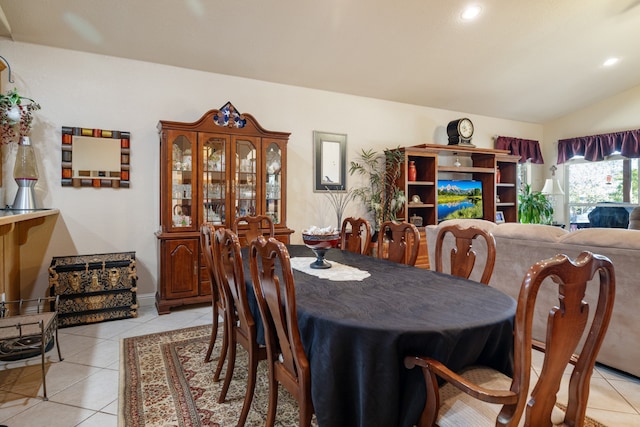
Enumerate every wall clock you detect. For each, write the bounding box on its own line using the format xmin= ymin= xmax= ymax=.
xmin=446 ymin=118 xmax=475 ymax=146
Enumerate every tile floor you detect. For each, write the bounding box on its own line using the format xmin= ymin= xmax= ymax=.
xmin=1 ymin=304 xmax=639 ymax=426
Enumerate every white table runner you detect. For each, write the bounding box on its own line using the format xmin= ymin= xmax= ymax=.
xmin=290 ymin=257 xmax=370 ymax=281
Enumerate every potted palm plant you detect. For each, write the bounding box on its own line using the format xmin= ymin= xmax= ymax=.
xmin=348 ymin=147 xmax=406 ymax=234
xmin=518 ymin=184 xmax=553 ymax=224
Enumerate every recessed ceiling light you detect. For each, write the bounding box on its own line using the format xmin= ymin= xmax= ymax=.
xmin=603 ymin=57 xmax=619 ymax=67
xmin=461 ymin=5 xmax=482 ymax=21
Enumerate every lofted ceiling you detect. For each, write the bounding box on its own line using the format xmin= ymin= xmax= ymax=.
xmin=1 ymin=0 xmax=640 ymax=123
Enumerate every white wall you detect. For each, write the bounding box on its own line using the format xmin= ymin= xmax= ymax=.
xmin=543 ymin=84 xmax=640 ymax=224
xmin=0 ymin=40 xmax=542 ymax=304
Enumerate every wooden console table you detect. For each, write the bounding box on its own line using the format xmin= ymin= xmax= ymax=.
xmin=0 ymin=209 xmax=60 ymax=304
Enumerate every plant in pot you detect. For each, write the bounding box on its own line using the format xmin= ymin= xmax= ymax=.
xmin=518 ymin=184 xmax=553 ymax=224
xmin=0 ymin=88 xmax=42 ymax=209
xmin=348 ymin=147 xmax=406 ymax=237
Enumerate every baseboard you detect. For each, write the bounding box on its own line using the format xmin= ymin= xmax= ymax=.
xmin=137 ymin=292 xmax=156 ymax=307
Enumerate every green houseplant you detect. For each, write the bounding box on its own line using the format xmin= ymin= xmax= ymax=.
xmin=0 ymin=88 xmax=41 ymax=145
xmin=518 ymin=184 xmax=553 ymax=224
xmin=349 ymin=147 xmax=406 ymax=233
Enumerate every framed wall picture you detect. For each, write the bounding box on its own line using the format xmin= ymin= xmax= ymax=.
xmin=61 ymin=126 xmax=131 ymax=188
xmin=496 ymin=211 xmax=505 ymax=223
xmin=313 ymin=131 xmax=347 ymax=192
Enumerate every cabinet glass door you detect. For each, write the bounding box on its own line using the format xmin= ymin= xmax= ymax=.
xmin=202 ymin=135 xmax=227 ymax=225
xmin=171 ymin=134 xmax=194 ymax=229
xmin=265 ymin=143 xmax=282 ymax=224
xmin=234 ymin=138 xmax=257 ymax=221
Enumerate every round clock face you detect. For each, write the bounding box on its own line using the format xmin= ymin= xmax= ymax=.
xmin=459 ymin=118 xmax=474 ymax=138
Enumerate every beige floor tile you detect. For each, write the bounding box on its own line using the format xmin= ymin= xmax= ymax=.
xmin=585 ymin=407 xmax=640 ymax=427
xmin=555 ymin=375 xmax=636 ymax=414
xmin=0 ymin=390 xmax=41 ymax=423
xmin=1 ymin=360 xmax=100 ymax=398
xmin=49 ymin=368 xmax=119 ymax=411
xmin=57 ymin=331 xmax=106 ymax=357
xmin=64 ymin=319 xmax=144 ymax=339
xmin=110 ymin=321 xmax=177 ymax=340
xmin=63 ymin=338 xmax=120 ymax=368
xmin=609 ymin=377 xmax=640 ymax=412
xmin=1 ymin=400 xmax=96 ymax=427
xmin=101 ymin=398 xmax=118 ymax=415
xmin=76 ymin=410 xmax=118 ymax=426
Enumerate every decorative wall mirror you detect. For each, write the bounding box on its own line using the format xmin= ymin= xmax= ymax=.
xmin=61 ymin=126 xmax=130 ymax=188
xmin=313 ymin=131 xmax=346 ymax=192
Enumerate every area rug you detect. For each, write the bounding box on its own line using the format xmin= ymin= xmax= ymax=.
xmin=119 ymin=325 xmax=607 ymax=427
xmin=119 ymin=324 xmax=318 ymax=427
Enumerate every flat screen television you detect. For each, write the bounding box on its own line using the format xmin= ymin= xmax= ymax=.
xmin=437 ymin=180 xmax=483 ymax=222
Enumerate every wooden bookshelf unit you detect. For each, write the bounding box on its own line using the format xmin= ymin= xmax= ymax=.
xmin=396 ymin=144 xmax=520 ymax=226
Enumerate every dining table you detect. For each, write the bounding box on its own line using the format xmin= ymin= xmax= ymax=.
xmin=244 ymin=244 xmax=517 ymax=427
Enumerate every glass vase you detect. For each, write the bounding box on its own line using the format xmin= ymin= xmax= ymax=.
xmin=12 ymin=136 xmax=40 ymax=210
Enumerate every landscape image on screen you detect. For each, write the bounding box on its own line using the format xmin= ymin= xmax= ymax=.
xmin=437 ymin=180 xmax=483 ymax=222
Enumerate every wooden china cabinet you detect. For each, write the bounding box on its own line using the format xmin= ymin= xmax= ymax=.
xmin=156 ymin=102 xmax=293 ymax=314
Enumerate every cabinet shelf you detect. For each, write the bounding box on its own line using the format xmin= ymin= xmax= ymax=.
xmin=408 ymin=181 xmax=436 ymax=186
xmin=438 ymin=166 xmax=495 ymax=174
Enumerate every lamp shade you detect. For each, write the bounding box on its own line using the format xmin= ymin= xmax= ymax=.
xmin=541 ymin=178 xmax=564 ymax=195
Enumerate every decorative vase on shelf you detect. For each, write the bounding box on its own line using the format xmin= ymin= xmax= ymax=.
xmin=408 ymin=160 xmax=417 ymax=181
xmin=11 ymin=136 xmax=40 ymax=210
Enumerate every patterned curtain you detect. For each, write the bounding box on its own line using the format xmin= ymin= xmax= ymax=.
xmin=495 ymin=136 xmax=544 ymax=164
xmin=557 ymin=128 xmax=640 ymax=164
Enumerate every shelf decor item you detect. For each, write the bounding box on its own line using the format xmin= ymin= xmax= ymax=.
xmin=0 ymin=88 xmax=42 ymax=209
xmin=0 ymin=88 xmax=40 ymax=145
xmin=12 ymin=136 xmax=39 ymax=209
xmin=302 ymin=227 xmax=340 ymax=269
xmin=446 ymin=118 xmax=475 ymax=146
xmin=408 ymin=160 xmax=417 ymax=181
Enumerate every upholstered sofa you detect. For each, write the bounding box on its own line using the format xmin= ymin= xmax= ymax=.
xmin=425 ymin=219 xmax=640 ymax=378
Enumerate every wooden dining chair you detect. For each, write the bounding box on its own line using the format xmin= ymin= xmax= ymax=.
xmin=199 ymin=224 xmax=228 ymax=381
xmin=404 ymin=251 xmax=616 ymax=427
xmin=249 ymin=236 xmax=314 ymax=427
xmin=234 ymin=214 xmax=275 ymax=247
xmin=213 ymin=227 xmax=267 ymax=427
xmin=340 ymin=217 xmax=373 ymax=255
xmin=377 ymin=220 xmax=420 ymax=266
xmin=434 ymin=223 xmax=497 ymax=285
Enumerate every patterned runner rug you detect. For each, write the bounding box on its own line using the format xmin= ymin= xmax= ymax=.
xmin=119 ymin=324 xmax=318 ymax=427
xmin=119 ymin=325 xmax=607 ymax=427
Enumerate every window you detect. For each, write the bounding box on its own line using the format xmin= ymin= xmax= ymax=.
xmin=566 ymin=155 xmax=639 ymax=225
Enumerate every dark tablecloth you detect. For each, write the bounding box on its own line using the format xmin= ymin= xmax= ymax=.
xmin=245 ymin=245 xmax=516 ymax=427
